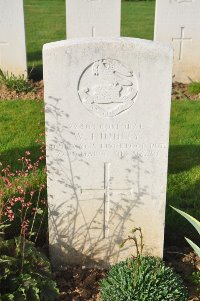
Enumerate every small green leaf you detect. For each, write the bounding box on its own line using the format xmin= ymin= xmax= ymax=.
xmin=3 ymin=293 xmax=15 ymax=300
xmin=36 ymin=208 xmax=43 ymax=215
xmin=0 ymin=224 xmax=11 ymax=230
xmin=27 ymin=286 xmax=40 ymax=301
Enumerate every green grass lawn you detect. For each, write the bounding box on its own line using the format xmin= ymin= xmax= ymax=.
xmin=167 ymin=101 xmax=200 ymax=246
xmin=1 ymin=1 xmax=199 ymax=247
xmin=25 ymin=0 xmax=66 ymax=79
xmin=0 ymin=100 xmax=44 ymax=169
xmin=121 ymin=1 xmax=155 ymax=39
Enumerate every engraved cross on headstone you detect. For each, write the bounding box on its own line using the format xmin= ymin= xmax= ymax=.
xmin=81 ymin=162 xmax=133 ymax=239
xmin=0 ymin=42 xmax=8 ymax=66
xmin=172 ymin=27 xmax=192 ymax=60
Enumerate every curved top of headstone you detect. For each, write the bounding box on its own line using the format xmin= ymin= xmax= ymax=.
xmin=43 ymin=37 xmax=172 ymax=119
xmin=43 ymin=37 xmax=172 ymax=55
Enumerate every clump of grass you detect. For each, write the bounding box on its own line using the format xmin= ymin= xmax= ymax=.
xmin=187 ymin=82 xmax=200 ymax=95
xmin=0 ymin=69 xmax=34 ymax=94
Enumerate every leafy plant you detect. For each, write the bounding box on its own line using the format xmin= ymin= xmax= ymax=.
xmin=0 ymin=138 xmax=47 ymax=242
xmin=100 ymin=256 xmax=188 ymax=301
xmin=0 ymin=69 xmax=34 ymax=94
xmin=0 ymin=142 xmax=55 ymax=300
xmin=0 ymin=237 xmax=59 ymax=301
xmin=171 ymin=206 xmax=200 ymax=256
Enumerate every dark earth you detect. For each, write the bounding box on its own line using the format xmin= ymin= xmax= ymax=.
xmin=1 ymin=81 xmax=200 ymax=300
xmin=0 ymin=80 xmax=44 ymax=100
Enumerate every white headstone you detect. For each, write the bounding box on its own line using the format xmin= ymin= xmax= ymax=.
xmin=66 ymin=0 xmax=121 ymax=38
xmin=154 ymin=0 xmax=200 ymax=83
xmin=43 ymin=37 xmax=173 ymax=267
xmin=0 ymin=0 xmax=27 ymax=76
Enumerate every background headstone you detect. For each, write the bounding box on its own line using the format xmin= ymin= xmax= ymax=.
xmin=0 ymin=0 xmax=27 ymax=76
xmin=154 ymin=0 xmax=200 ymax=83
xmin=43 ymin=37 xmax=173 ymax=267
xmin=66 ymin=0 xmax=121 ymax=38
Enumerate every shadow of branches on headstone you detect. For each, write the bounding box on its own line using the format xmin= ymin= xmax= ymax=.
xmin=45 ymin=96 xmax=150 ymax=268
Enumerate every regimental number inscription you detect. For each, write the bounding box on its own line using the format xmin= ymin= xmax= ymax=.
xmin=78 ymin=59 xmax=139 ymax=118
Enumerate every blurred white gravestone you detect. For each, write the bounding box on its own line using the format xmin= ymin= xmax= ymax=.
xmin=43 ymin=37 xmax=173 ymax=267
xmin=154 ymin=0 xmax=200 ymax=83
xmin=0 ymin=0 xmax=27 ymax=76
xmin=66 ymin=0 xmax=121 ymax=38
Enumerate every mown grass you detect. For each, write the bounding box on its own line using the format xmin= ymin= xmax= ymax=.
xmin=0 ymin=100 xmax=44 ymax=169
xmin=24 ymin=0 xmax=66 ymax=79
xmin=187 ymin=82 xmax=200 ymax=95
xmin=166 ymin=101 xmax=200 ymax=246
xmin=121 ymin=1 xmax=155 ymax=39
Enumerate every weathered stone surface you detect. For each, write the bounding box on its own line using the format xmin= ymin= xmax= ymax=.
xmin=66 ymin=0 xmax=121 ymax=38
xmin=154 ymin=0 xmax=200 ymax=83
xmin=43 ymin=37 xmax=173 ymax=267
xmin=0 ymin=0 xmax=27 ymax=76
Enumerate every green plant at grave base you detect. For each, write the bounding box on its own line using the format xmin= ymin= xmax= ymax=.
xmin=0 ymin=145 xmax=59 ymax=300
xmin=0 ymin=69 xmax=34 ymax=94
xmin=0 ymin=237 xmax=59 ymax=301
xmin=100 ymin=256 xmax=188 ymax=301
xmin=171 ymin=206 xmax=200 ymax=256
xmin=187 ymin=82 xmax=200 ymax=95
xmin=100 ymin=228 xmax=188 ymax=301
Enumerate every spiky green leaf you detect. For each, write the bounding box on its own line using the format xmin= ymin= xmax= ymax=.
xmin=185 ymin=238 xmax=200 ymax=257
xmin=171 ymin=206 xmax=200 ymax=235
